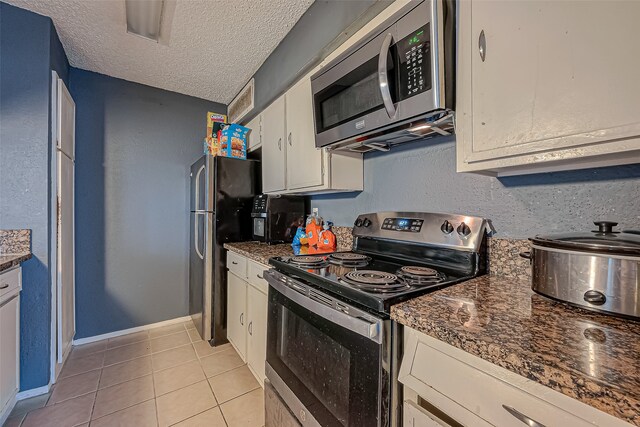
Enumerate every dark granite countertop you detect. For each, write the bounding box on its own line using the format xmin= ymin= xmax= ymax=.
xmin=0 ymin=253 xmax=32 ymax=272
xmin=224 ymin=242 xmax=296 ymax=265
xmin=391 ymin=275 xmax=640 ymax=425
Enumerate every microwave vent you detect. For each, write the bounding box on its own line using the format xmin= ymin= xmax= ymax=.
xmin=327 ymin=109 xmax=454 ymax=153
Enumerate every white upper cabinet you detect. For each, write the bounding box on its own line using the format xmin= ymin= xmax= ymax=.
xmin=261 ymin=95 xmax=287 ymax=193
xmin=456 ymin=0 xmax=640 ymax=175
xmin=260 ymin=76 xmax=363 ymax=195
xmin=246 ymin=113 xmax=262 ymax=152
xmin=285 ymin=78 xmax=323 ymax=190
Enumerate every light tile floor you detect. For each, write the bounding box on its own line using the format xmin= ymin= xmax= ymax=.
xmin=4 ymin=321 xmax=264 ymax=427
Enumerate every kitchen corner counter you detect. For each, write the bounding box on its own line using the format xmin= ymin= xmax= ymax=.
xmin=391 ymin=275 xmax=640 ymax=426
xmin=0 ymin=253 xmax=32 ymax=272
xmin=224 ymin=241 xmax=295 ymax=266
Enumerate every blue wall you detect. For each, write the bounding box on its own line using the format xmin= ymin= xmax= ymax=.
xmin=0 ymin=2 xmax=68 ymax=390
xmin=247 ymin=0 xmax=391 ymax=119
xmin=70 ymin=69 xmax=225 ymax=338
xmin=311 ymin=138 xmax=640 ymax=236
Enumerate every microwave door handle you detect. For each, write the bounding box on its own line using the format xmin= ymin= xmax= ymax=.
xmin=378 ymin=32 xmax=396 ymax=118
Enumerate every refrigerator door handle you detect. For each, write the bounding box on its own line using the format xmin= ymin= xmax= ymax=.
xmin=194 ymin=213 xmax=205 ymax=260
xmin=194 ymin=164 xmax=205 ymax=211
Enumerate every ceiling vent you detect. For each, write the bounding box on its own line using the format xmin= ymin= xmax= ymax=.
xmin=228 ymin=79 xmax=254 ymax=124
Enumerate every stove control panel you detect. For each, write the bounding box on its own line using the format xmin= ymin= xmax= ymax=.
xmin=381 ymin=217 xmax=424 ymax=232
xmin=353 ymin=211 xmax=492 ymax=252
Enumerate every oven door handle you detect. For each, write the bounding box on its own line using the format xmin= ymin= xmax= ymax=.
xmin=378 ymin=32 xmax=397 ymax=119
xmin=267 ymin=273 xmax=383 ymax=344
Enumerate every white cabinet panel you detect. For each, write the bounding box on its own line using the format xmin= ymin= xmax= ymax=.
xmin=227 ymin=251 xmax=247 ymax=279
xmin=227 ymin=272 xmax=247 ymax=361
xmin=247 ymin=284 xmax=268 ymax=386
xmin=285 ymin=78 xmax=323 ymax=190
xmin=262 ymin=96 xmax=287 ymax=193
xmin=246 ymin=114 xmax=262 ymax=151
xmin=457 ymin=0 xmax=640 ymax=174
xmin=0 ymin=294 xmax=19 ymax=417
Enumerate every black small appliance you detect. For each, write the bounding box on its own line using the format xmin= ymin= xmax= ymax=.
xmin=251 ymin=195 xmax=305 ymax=244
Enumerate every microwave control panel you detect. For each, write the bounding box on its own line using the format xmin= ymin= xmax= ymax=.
xmin=397 ymin=24 xmax=432 ymax=100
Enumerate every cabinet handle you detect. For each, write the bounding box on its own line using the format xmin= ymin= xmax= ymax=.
xmin=231 ymin=261 xmax=238 ymax=265
xmin=502 ymin=405 xmax=545 ymax=427
xmin=0 ymin=284 xmax=9 ymax=290
xmin=288 ymin=132 xmax=292 ymax=146
xmin=248 ymin=321 xmax=253 ymax=336
xmin=479 ymin=30 xmax=486 ymax=62
xmin=240 ymin=313 xmax=244 ymax=326
xmin=256 ymin=274 xmax=263 ymax=280
xmin=278 ymin=138 xmax=282 ymax=151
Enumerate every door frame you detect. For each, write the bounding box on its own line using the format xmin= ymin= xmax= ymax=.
xmin=49 ymin=71 xmax=76 ymax=384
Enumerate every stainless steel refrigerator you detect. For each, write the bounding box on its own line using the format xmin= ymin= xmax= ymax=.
xmin=189 ymin=155 xmax=259 ymax=345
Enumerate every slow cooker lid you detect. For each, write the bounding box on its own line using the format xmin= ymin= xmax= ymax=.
xmin=531 ymin=221 xmax=640 ymax=256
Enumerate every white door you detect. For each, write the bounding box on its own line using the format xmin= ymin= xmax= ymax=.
xmin=57 ymin=78 xmax=75 ymax=363
xmin=261 ymin=96 xmax=286 ymax=193
xmin=226 ymin=273 xmax=247 ymax=361
xmin=0 ymin=295 xmax=19 ymax=411
xmin=285 ymin=78 xmax=323 ymax=190
xmin=247 ymin=285 xmax=268 ymax=386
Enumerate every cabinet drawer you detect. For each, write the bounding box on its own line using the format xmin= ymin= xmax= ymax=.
xmin=400 ymin=330 xmax=596 ymax=427
xmin=227 ymin=251 xmax=247 ymax=279
xmin=0 ymin=267 xmax=21 ymax=300
xmin=247 ymin=261 xmax=269 ymax=294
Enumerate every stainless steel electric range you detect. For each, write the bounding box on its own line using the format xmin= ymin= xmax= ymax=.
xmin=264 ymin=212 xmax=491 ymax=427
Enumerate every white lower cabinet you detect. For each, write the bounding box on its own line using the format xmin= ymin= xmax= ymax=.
xmin=226 ymin=252 xmax=270 ymax=386
xmin=0 ymin=267 xmax=21 ymax=425
xmin=227 ymin=272 xmax=247 ymax=361
xmin=399 ymin=327 xmax=630 ymax=427
xmin=246 ymin=284 xmax=268 ymax=386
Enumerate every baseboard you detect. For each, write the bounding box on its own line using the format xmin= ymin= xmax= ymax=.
xmin=16 ymin=384 xmax=50 ymax=401
xmin=73 ymin=315 xmax=192 ymax=346
xmin=0 ymin=391 xmax=18 ymax=426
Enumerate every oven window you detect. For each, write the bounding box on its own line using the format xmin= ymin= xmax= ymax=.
xmin=267 ymin=287 xmax=384 ymax=427
xmin=277 ymin=306 xmax=350 ymax=424
xmin=314 ymin=50 xmax=396 ymax=134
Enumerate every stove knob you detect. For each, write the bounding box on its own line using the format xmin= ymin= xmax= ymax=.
xmin=362 ymin=218 xmax=372 ymax=227
xmin=457 ymin=222 xmax=471 ymax=237
xmin=440 ymin=220 xmax=454 ymax=234
xmin=354 ymin=218 xmax=363 ymax=227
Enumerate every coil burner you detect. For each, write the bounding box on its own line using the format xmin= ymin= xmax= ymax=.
xmin=396 ymin=266 xmax=446 ymax=287
xmin=340 ymin=270 xmax=410 ymax=293
xmin=288 ymin=256 xmax=327 ymax=268
xmin=327 ymin=252 xmax=372 ymax=268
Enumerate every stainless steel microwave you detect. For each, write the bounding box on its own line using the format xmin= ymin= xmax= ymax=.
xmin=311 ymin=0 xmax=454 ymax=151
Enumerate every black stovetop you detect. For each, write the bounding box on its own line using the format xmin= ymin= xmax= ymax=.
xmin=269 ymin=250 xmax=475 ymax=314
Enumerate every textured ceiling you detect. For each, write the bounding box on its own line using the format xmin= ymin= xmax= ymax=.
xmin=5 ymin=0 xmax=314 ymax=103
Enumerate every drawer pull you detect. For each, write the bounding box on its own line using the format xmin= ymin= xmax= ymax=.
xmin=0 ymin=283 xmax=9 ymax=290
xmin=256 ymin=274 xmax=263 ymax=280
xmin=240 ymin=313 xmax=244 ymax=326
xmin=231 ymin=261 xmax=238 ymax=265
xmin=502 ymin=405 xmax=546 ymax=427
xmin=248 ymin=321 xmax=253 ymax=336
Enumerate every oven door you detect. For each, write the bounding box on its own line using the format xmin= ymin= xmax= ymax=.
xmin=311 ymin=0 xmax=443 ymax=148
xmin=266 ymin=273 xmax=388 ymax=427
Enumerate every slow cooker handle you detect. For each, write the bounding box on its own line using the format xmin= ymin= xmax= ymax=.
xmin=593 ymin=221 xmax=618 ymax=234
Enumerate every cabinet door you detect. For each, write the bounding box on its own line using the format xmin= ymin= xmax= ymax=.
xmin=285 ymin=78 xmax=324 ymax=190
xmin=262 ymin=96 xmax=287 ymax=193
xmin=459 ymin=1 xmax=640 ymax=171
xmin=246 ymin=114 xmax=262 ymax=151
xmin=0 ymin=295 xmax=19 ymax=410
xmin=246 ymin=285 xmax=268 ymax=386
xmin=226 ymin=273 xmax=247 ymax=361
